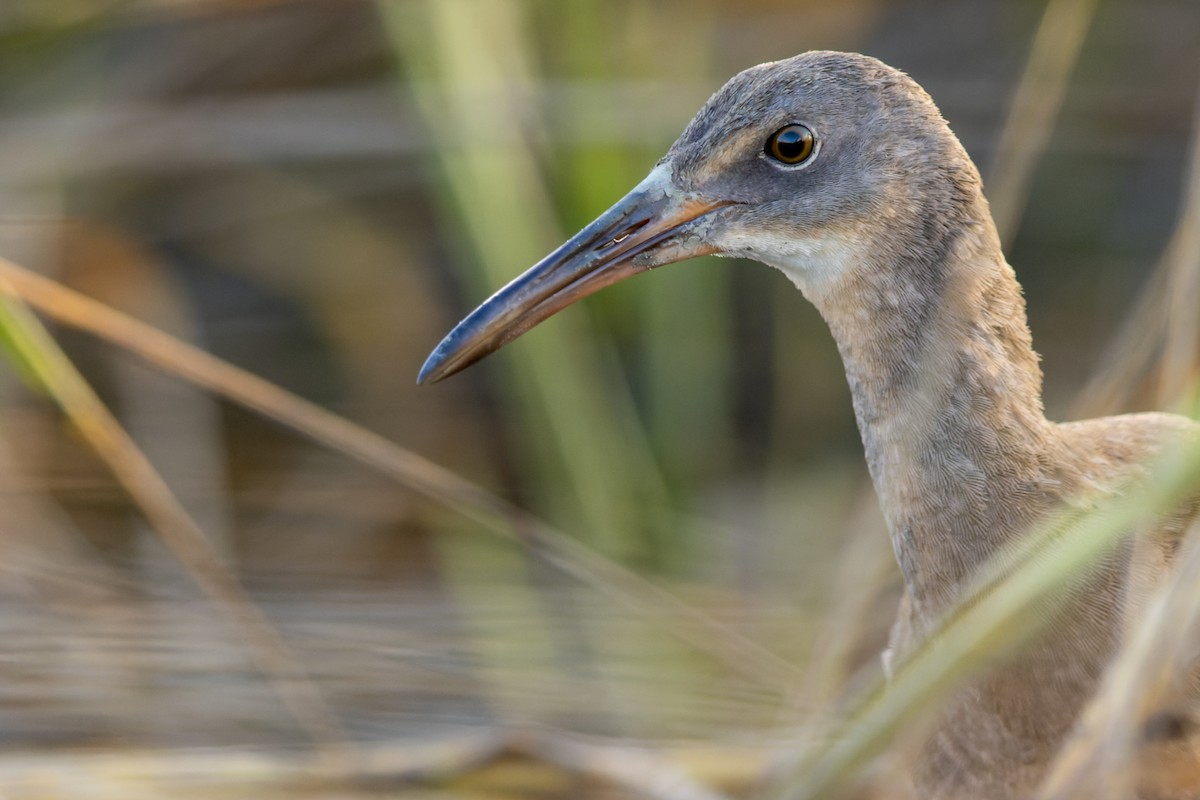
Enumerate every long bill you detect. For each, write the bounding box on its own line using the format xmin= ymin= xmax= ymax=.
xmin=417 ymin=167 xmax=735 ymax=384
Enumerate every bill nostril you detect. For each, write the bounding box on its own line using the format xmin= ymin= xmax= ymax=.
xmin=602 ymin=219 xmax=650 ymax=249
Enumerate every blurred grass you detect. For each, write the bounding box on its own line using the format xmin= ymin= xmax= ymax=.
xmin=0 ymin=254 xmax=803 ymax=697
xmin=985 ymin=0 xmax=1098 ymax=246
xmin=383 ymin=0 xmax=675 ymax=564
xmin=0 ymin=281 xmax=346 ymax=753
xmin=1072 ymin=86 xmax=1200 ymax=418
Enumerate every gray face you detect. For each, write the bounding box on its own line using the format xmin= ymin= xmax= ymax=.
xmin=660 ymin=51 xmax=979 ymax=287
xmin=418 ymin=51 xmax=981 ymax=384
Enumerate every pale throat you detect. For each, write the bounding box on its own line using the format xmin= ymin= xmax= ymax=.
xmin=758 ymin=225 xmax=1059 ymax=607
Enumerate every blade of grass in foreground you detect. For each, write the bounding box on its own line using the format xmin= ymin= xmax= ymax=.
xmin=384 ymin=0 xmax=674 ymax=563
xmin=0 ymin=282 xmax=348 ymax=754
xmin=1038 ymin=520 xmax=1200 ymax=799
xmin=0 ymin=255 xmax=801 ymax=692
xmin=767 ymin=436 xmax=1200 ymax=800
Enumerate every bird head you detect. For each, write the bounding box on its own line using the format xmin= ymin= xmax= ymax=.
xmin=418 ymin=50 xmax=982 ymax=384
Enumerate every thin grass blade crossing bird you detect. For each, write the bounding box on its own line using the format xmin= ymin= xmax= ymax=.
xmin=418 ymin=51 xmax=1200 ymax=799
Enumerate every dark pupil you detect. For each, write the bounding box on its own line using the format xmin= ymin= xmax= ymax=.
xmin=771 ymin=127 xmax=811 ymax=162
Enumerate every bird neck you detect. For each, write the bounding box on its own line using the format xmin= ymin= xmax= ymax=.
xmin=805 ymin=220 xmax=1060 ymax=618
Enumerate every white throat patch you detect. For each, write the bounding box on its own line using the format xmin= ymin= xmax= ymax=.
xmin=712 ymin=225 xmax=863 ymax=299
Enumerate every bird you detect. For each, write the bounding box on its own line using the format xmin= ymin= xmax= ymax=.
xmin=418 ymin=51 xmax=1200 ymax=799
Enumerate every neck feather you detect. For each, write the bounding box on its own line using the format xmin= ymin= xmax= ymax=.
xmin=792 ymin=218 xmax=1063 ymax=617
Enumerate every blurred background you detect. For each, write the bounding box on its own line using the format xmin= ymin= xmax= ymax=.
xmin=0 ymin=0 xmax=1197 ymax=796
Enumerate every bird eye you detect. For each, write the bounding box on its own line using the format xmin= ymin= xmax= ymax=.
xmin=765 ymin=124 xmax=816 ymax=165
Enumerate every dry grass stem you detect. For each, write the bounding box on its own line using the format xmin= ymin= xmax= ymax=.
xmin=0 ymin=255 xmax=801 ymax=692
xmin=769 ymin=439 xmax=1200 ymax=800
xmin=1074 ymin=88 xmax=1200 ymax=417
xmin=510 ymin=730 xmax=736 ymax=800
xmin=1038 ymin=518 xmax=1200 ymax=798
xmin=0 ymin=283 xmax=348 ymax=753
xmin=0 ymin=732 xmax=508 ymax=793
xmin=985 ymin=0 xmax=1099 ymax=245
xmin=1156 ymin=90 xmax=1200 ymax=407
